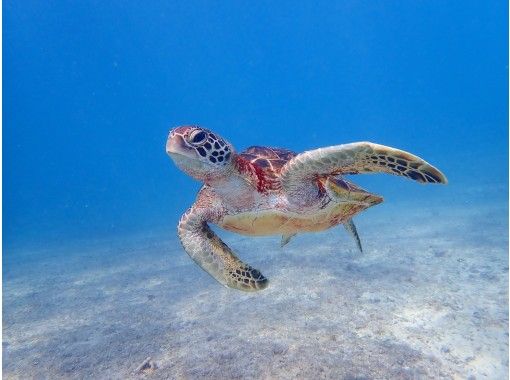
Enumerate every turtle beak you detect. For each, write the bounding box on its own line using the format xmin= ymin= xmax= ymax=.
xmin=166 ymin=133 xmax=187 ymax=157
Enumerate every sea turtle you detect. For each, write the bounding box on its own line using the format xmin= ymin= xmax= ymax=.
xmin=166 ymin=126 xmax=447 ymax=292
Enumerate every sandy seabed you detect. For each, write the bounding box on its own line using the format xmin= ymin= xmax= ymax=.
xmin=3 ymin=198 xmax=508 ymax=379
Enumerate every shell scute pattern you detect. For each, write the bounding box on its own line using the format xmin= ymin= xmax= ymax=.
xmin=237 ymin=146 xmax=297 ymax=192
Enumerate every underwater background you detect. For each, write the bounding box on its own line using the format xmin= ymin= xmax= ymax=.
xmin=3 ymin=1 xmax=508 ymax=379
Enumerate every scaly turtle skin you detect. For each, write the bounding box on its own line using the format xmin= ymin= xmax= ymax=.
xmin=166 ymin=126 xmax=447 ymax=292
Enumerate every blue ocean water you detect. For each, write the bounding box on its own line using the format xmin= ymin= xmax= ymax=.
xmin=3 ymin=2 xmax=508 ymax=379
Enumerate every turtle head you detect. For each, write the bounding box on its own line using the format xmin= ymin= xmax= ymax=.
xmin=166 ymin=126 xmax=235 ymax=181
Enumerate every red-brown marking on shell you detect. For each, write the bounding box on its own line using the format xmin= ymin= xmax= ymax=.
xmin=234 ymin=146 xmax=297 ymax=193
xmin=234 ymin=155 xmax=274 ymax=192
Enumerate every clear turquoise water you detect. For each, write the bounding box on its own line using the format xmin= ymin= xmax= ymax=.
xmin=4 ymin=2 xmax=508 ymax=379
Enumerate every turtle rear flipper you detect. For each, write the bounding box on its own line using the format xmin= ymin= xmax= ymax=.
xmin=343 ymin=219 xmax=363 ymax=253
xmin=178 ymin=206 xmax=268 ymax=292
xmin=281 ymin=142 xmax=447 ymax=205
xmin=280 ymin=233 xmax=296 ymax=247
xmin=322 ymin=176 xmax=383 ymax=207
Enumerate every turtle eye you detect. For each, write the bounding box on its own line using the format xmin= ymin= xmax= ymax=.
xmin=189 ymin=130 xmax=207 ymax=145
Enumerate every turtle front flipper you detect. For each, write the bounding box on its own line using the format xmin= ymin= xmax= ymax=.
xmin=178 ymin=206 xmax=268 ymax=292
xmin=280 ymin=142 xmax=447 ymax=205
